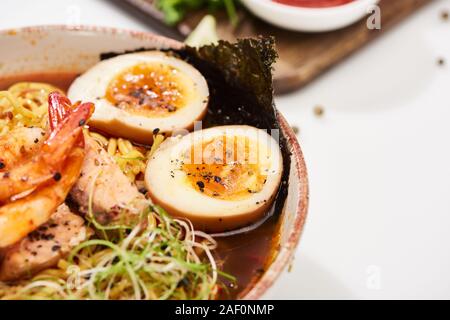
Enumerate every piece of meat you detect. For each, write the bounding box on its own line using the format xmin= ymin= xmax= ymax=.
xmin=0 ymin=203 xmax=89 ymax=281
xmin=70 ymin=136 xmax=147 ymax=225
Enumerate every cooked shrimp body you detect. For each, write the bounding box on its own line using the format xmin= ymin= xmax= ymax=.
xmin=0 ymin=145 xmax=84 ymax=248
xmin=0 ymin=92 xmax=94 ymax=248
xmin=0 ymin=95 xmax=94 ymax=204
xmin=0 ymin=203 xmax=90 ymax=281
xmin=0 ymin=127 xmax=46 ymax=171
xmin=70 ymin=135 xmax=147 ymax=225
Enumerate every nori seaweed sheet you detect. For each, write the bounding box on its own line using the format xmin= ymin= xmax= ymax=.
xmin=100 ymin=37 xmax=291 ymax=224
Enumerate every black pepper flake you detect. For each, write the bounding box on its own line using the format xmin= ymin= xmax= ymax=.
xmin=213 ymin=176 xmax=222 ymax=183
xmin=180 ymin=277 xmax=190 ymax=287
xmin=196 ymin=181 xmax=205 ymax=191
xmin=441 ymin=10 xmax=449 ymax=21
xmin=0 ymin=161 xmax=4 ymax=169
xmin=437 ymin=58 xmax=445 ymax=66
xmin=153 ymin=128 xmax=160 ymax=135
xmin=53 ymin=172 xmax=62 ymax=181
xmin=52 ymin=245 xmax=61 ymax=252
xmin=45 ymin=234 xmax=55 ymax=240
xmin=34 ymin=138 xmax=39 ymax=143
xmin=138 ymin=187 xmax=147 ymax=194
xmin=79 ymin=119 xmax=86 ymax=126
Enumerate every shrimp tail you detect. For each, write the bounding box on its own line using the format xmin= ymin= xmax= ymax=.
xmin=48 ymin=92 xmax=72 ymax=131
xmin=45 ymin=100 xmax=94 ymax=151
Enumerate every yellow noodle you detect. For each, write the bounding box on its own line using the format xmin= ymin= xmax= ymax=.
xmin=8 ymin=82 xmax=62 ymax=97
xmin=57 ymin=260 xmax=70 ymax=271
xmin=124 ymin=139 xmax=134 ymax=152
xmin=117 ymin=138 xmax=132 ymax=155
xmin=89 ymin=132 xmax=109 ymax=146
xmin=107 ymin=138 xmax=117 ymax=155
xmin=0 ymin=82 xmax=62 ymax=136
xmin=88 ymin=131 xmax=164 ymax=183
xmin=148 ymin=134 xmax=165 ymax=157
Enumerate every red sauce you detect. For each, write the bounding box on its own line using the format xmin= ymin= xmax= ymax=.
xmin=273 ymin=0 xmax=355 ymax=8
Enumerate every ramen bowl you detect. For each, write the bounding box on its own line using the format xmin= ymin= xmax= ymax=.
xmin=0 ymin=25 xmax=308 ymax=299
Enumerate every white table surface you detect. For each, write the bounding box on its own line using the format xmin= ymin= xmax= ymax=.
xmin=1 ymin=0 xmax=449 ymax=300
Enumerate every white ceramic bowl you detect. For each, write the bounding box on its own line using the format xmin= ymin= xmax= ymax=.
xmin=241 ymin=0 xmax=380 ymax=32
xmin=0 ymin=25 xmax=309 ymax=299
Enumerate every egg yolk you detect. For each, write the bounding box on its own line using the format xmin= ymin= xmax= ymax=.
xmin=105 ymin=62 xmax=192 ymax=117
xmin=181 ymin=136 xmax=268 ymax=201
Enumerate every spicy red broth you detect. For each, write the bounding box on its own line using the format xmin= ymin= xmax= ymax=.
xmin=0 ymin=72 xmax=283 ymax=300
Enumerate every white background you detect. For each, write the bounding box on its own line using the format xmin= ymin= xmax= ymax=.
xmin=1 ymin=0 xmax=449 ymax=299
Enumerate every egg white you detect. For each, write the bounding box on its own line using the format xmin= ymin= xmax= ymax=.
xmin=68 ymin=51 xmax=209 ymax=144
xmin=144 ymin=125 xmax=283 ymax=232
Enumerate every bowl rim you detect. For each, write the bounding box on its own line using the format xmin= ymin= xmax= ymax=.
xmin=242 ymin=0 xmax=379 ymax=15
xmin=0 ymin=24 xmax=309 ymax=300
xmin=243 ymin=113 xmax=309 ymax=300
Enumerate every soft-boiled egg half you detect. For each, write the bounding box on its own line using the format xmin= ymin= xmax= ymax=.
xmin=68 ymin=51 xmax=209 ymax=144
xmin=145 ymin=125 xmax=283 ymax=232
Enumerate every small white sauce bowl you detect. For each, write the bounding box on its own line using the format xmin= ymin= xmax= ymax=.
xmin=241 ymin=0 xmax=380 ymax=32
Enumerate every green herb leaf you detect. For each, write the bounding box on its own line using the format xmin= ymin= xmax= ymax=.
xmin=155 ymin=0 xmax=238 ymax=26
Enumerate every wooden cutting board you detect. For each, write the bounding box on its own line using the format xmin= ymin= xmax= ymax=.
xmin=118 ymin=0 xmax=432 ymax=94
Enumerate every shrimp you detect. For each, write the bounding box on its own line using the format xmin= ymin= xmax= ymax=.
xmin=0 ymin=93 xmax=93 ymax=205
xmin=0 ymin=127 xmax=46 ymax=171
xmin=0 ymin=93 xmax=94 ymax=248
